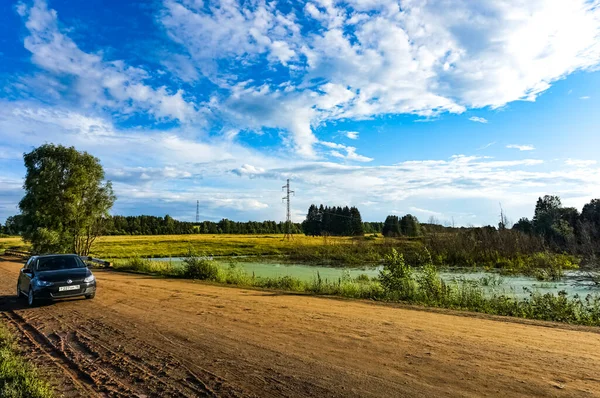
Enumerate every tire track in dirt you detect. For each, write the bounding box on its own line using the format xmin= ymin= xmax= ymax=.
xmin=1 ymin=310 xmax=107 ymax=396
xmin=11 ymin=305 xmax=230 ymax=397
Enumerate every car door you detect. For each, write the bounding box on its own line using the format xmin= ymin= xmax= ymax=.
xmin=20 ymin=257 xmax=35 ymax=292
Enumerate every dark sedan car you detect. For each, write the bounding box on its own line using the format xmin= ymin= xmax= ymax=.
xmin=17 ymin=254 xmax=96 ymax=306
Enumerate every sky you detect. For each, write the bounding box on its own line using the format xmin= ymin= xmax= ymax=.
xmin=1 ymin=0 xmax=600 ymax=226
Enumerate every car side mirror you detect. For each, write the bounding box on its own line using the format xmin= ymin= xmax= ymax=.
xmin=22 ymin=268 xmax=33 ymax=276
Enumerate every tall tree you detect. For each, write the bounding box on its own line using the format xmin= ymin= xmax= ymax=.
xmin=581 ymin=199 xmax=600 ymax=241
xmin=400 ymin=214 xmax=422 ymax=237
xmin=382 ymin=215 xmax=401 ymax=237
xmin=19 ymin=144 xmax=115 ymax=255
xmin=349 ymin=207 xmax=364 ymax=236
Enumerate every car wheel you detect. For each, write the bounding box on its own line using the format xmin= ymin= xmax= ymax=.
xmin=85 ymin=293 xmax=95 ymax=299
xmin=16 ymin=283 xmax=21 ymax=298
xmin=27 ymin=288 xmax=36 ymax=307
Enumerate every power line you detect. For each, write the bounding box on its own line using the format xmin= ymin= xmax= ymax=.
xmin=282 ymin=179 xmax=295 ymax=240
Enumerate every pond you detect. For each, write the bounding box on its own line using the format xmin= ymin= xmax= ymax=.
xmin=149 ymin=257 xmax=600 ymax=299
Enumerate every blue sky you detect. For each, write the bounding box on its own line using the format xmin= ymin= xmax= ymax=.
xmin=1 ymin=0 xmax=600 ymax=226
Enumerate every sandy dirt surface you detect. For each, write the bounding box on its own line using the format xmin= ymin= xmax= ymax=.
xmin=1 ymin=256 xmax=599 ymax=397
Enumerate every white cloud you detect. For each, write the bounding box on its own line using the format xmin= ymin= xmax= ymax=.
xmin=477 ymin=141 xmax=496 ymax=150
xmin=159 ymin=0 xmax=600 ymax=156
xmin=580 ymin=96 xmax=591 ymax=99
xmin=2 ymin=102 xmax=600 ymax=224
xmin=469 ymin=116 xmax=489 ymax=124
xmin=409 ymin=207 xmax=443 ymax=217
xmin=565 ymin=159 xmax=597 ymax=167
xmin=319 ymin=141 xmax=373 ymax=162
xmin=507 ymin=144 xmax=536 ymax=151
xmin=18 ymin=0 xmax=197 ymax=122
xmin=345 ymin=131 xmax=359 ymax=140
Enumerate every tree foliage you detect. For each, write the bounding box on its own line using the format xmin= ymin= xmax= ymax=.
xmin=18 ymin=144 xmax=115 ymax=255
xmin=382 ymin=215 xmax=401 ymax=237
xmin=382 ymin=214 xmax=421 ymax=237
xmin=399 ymin=214 xmax=422 ymax=237
xmin=302 ymin=205 xmax=364 ymax=236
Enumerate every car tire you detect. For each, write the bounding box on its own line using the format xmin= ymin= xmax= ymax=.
xmin=27 ymin=288 xmax=36 ymax=307
xmin=85 ymin=293 xmax=95 ymax=299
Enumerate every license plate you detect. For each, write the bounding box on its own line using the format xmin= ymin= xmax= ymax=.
xmin=59 ymin=285 xmax=80 ymax=291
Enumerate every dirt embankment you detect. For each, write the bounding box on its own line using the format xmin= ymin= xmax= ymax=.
xmin=1 ymin=256 xmax=599 ymax=397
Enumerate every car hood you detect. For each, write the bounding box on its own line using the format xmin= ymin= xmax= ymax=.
xmin=36 ymin=268 xmax=91 ymax=282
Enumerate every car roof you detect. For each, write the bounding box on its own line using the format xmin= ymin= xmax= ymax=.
xmin=34 ymin=254 xmax=80 ymax=259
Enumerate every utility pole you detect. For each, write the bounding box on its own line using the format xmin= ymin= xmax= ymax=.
xmin=282 ymin=179 xmax=295 ymax=240
xmin=196 ymin=200 xmax=200 ymax=224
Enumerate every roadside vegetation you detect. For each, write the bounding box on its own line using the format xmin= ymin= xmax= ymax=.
xmin=0 ymin=324 xmax=53 ymax=398
xmin=113 ymin=250 xmax=600 ymax=326
xmin=0 ymin=232 xmax=581 ymax=279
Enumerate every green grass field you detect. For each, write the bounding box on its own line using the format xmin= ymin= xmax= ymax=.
xmin=1 ymin=234 xmax=391 ymax=260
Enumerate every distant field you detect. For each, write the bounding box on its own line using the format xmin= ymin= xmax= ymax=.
xmin=0 ymin=234 xmax=392 ymax=260
xmin=0 ymin=237 xmax=27 ymax=253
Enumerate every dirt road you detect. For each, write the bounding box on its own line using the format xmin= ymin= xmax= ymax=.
xmin=1 ymin=257 xmax=599 ymax=397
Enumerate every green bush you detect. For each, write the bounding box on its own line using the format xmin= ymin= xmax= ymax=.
xmin=379 ymin=249 xmax=416 ymax=301
xmin=183 ymin=253 xmax=220 ymax=281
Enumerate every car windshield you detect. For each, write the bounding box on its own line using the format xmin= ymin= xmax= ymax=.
xmin=37 ymin=256 xmax=86 ymax=271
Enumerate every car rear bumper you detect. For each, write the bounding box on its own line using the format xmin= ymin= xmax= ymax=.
xmin=34 ymin=282 xmax=96 ymax=300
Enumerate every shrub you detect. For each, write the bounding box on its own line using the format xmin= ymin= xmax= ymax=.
xmin=379 ymin=249 xmax=416 ymax=300
xmin=417 ymin=262 xmax=447 ymax=304
xmin=183 ymin=253 xmax=220 ymax=281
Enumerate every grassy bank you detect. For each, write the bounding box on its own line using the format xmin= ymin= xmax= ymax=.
xmin=2 ymin=233 xmax=580 ymax=275
xmin=114 ymin=252 xmax=600 ymax=326
xmin=0 ymin=324 xmax=53 ymax=398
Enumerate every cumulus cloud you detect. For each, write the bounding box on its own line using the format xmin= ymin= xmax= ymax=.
xmin=469 ymin=116 xmax=489 ymax=124
xmin=17 ymin=0 xmax=197 ymax=122
xmin=160 ymin=0 xmax=600 ymax=156
xmin=5 ymin=0 xmax=600 ymax=224
xmin=2 ymin=102 xmax=600 ymax=224
xmin=507 ymin=144 xmax=536 ymax=151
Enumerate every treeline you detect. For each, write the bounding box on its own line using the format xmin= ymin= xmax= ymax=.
xmin=195 ymin=219 xmax=302 ymax=235
xmin=0 ymin=215 xmax=23 ymax=236
xmin=301 ymin=205 xmax=427 ymax=238
xmin=512 ymin=196 xmax=600 ymax=253
xmin=107 ymin=215 xmax=302 ymax=235
xmin=302 ymin=205 xmax=364 ymax=236
xmin=0 ymin=214 xmax=303 ymax=236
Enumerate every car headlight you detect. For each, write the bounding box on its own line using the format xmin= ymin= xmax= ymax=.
xmin=36 ymin=279 xmax=54 ymax=287
xmin=84 ymin=275 xmax=95 ymax=283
